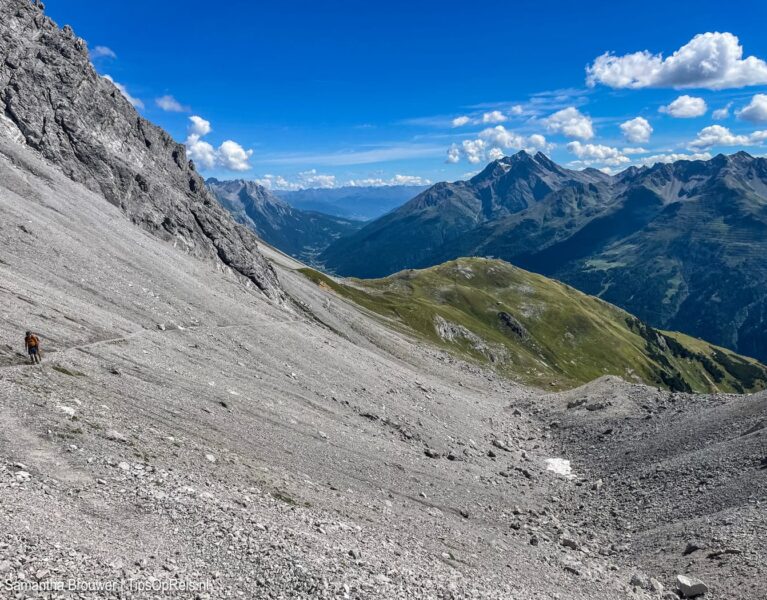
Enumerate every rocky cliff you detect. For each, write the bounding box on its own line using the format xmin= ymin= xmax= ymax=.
xmin=0 ymin=0 xmax=282 ymax=299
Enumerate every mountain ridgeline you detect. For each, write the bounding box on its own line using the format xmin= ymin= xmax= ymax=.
xmin=206 ymin=179 xmax=362 ymax=264
xmin=302 ymin=258 xmax=767 ymax=393
xmin=321 ymin=151 xmax=767 ymax=362
xmin=0 ymin=0 xmax=282 ymax=299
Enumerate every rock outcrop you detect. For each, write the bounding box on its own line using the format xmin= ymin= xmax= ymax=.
xmin=0 ymin=0 xmax=282 ymax=299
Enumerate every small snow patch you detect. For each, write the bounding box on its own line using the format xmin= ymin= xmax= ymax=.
xmin=545 ymin=458 xmax=574 ymax=479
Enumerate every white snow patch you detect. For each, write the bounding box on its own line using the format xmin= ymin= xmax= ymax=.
xmin=545 ymin=458 xmax=574 ymax=479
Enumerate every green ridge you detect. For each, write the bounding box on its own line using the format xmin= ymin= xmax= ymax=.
xmin=301 ymin=257 xmax=767 ymax=393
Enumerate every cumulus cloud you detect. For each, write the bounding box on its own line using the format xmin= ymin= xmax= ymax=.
xmin=186 ymin=136 xmax=217 ymax=170
xmin=450 ymin=107 xmax=523 ymax=128
xmin=688 ymin=124 xmax=767 ymax=149
xmin=737 ymin=94 xmax=767 ymax=122
xmin=586 ymin=32 xmax=767 ymax=90
xmin=184 ymin=116 xmax=253 ymax=171
xmin=482 ymin=110 xmax=507 ymax=124
xmin=620 ymin=117 xmax=653 ymax=143
xmin=659 ymin=95 xmax=707 ymax=118
xmin=155 ymin=95 xmax=190 ymax=112
xmin=91 ymin=45 xmax=116 ymax=59
xmin=102 ymin=75 xmax=143 ymax=109
xmin=253 ymin=174 xmax=292 ymax=189
xmin=188 ymin=115 xmax=212 ymax=136
xmin=566 ymin=141 xmax=630 ymax=166
xmin=621 ymin=147 xmax=649 ymax=155
xmin=296 ymin=169 xmax=336 ymax=188
xmin=218 ymin=140 xmax=253 ymax=171
xmin=254 ymin=171 xmax=335 ymax=190
xmin=543 ymin=107 xmax=594 ymax=140
xmin=712 ymin=102 xmax=733 ymax=120
xmin=458 ymin=139 xmax=488 ymax=164
xmin=447 ymin=126 xmax=551 ymax=164
xmin=637 ymin=152 xmax=713 ymax=166
xmin=487 ymin=147 xmax=505 ymax=161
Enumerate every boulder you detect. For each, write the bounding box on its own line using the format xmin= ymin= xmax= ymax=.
xmin=677 ymin=575 xmax=708 ymax=598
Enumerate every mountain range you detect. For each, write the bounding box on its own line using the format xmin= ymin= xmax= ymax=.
xmin=321 ymin=151 xmax=767 ymax=362
xmin=274 ymin=184 xmax=428 ymax=220
xmin=206 ymin=178 xmax=361 ymax=264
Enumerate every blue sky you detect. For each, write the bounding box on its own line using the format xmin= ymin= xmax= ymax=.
xmin=46 ymin=0 xmax=767 ymax=188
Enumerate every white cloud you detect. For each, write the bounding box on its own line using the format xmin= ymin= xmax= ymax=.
xmin=297 ymin=169 xmax=336 ymax=188
xmin=482 ymin=110 xmax=507 ymax=124
xmin=622 ymin=147 xmax=649 ymax=155
xmin=184 ymin=116 xmax=253 ymax=171
xmin=737 ymin=94 xmax=767 ymax=122
xmin=620 ymin=117 xmax=653 ymax=143
xmin=637 ymin=152 xmax=713 ymax=166
xmin=258 ymin=172 xmax=430 ymax=190
xmin=566 ymin=141 xmax=629 ymax=166
xmin=390 ymin=174 xmax=431 ymax=186
xmin=155 ymin=95 xmax=189 ymax=112
xmin=448 ymin=127 xmax=551 ymax=164
xmin=543 ymin=107 xmax=594 ymax=140
xmin=253 ymin=174 xmax=292 ymax=189
xmin=218 ymin=140 xmax=253 ymax=172
xmin=659 ymin=95 xmax=707 ymax=118
xmin=91 ymin=45 xmax=116 ymax=59
xmin=586 ymin=32 xmax=767 ymax=90
xmin=509 ymin=104 xmax=524 ymax=115
xmin=712 ymin=102 xmax=733 ymax=120
xmin=487 ymin=147 xmax=505 ymax=161
xmin=186 ymin=135 xmax=216 ymax=170
xmin=188 ymin=115 xmax=212 ymax=136
xmin=255 ymin=171 xmax=334 ymax=190
xmin=347 ymin=174 xmax=432 ymax=187
xmin=102 ymin=75 xmax=143 ymax=109
xmin=688 ymin=124 xmax=767 ymax=149
xmin=528 ymin=133 xmax=548 ymax=149
xmin=460 ymin=139 xmax=487 ymax=164
xmin=451 ymin=115 xmax=471 ymax=127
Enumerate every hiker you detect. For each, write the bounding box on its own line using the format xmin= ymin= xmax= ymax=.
xmin=25 ymin=331 xmax=41 ymax=364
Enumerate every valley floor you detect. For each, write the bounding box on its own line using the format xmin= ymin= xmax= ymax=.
xmin=0 ymin=137 xmax=765 ymax=599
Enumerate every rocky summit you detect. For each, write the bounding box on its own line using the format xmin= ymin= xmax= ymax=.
xmin=0 ymin=2 xmax=765 ymax=600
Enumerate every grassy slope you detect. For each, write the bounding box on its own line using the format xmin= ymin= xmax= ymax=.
xmin=301 ymin=258 xmax=767 ymax=393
